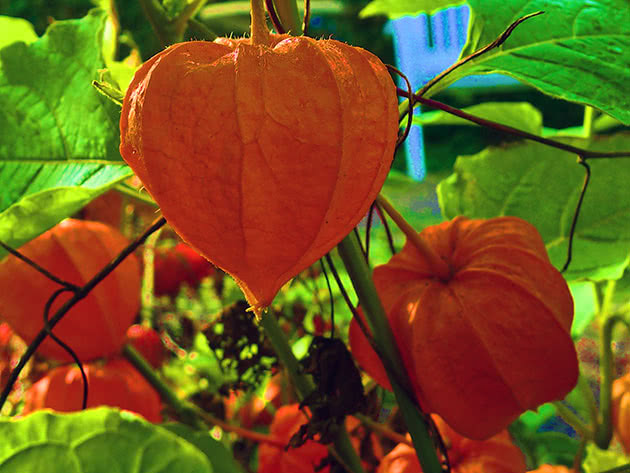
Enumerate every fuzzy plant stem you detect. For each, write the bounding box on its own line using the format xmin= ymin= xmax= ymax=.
xmin=259 ymin=313 xmax=367 ymax=473
xmin=250 ymin=0 xmax=271 ymax=45
xmin=376 ymin=194 xmax=451 ymax=280
xmin=336 ymin=231 xmax=444 ymax=473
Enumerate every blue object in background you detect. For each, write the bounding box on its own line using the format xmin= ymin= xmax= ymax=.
xmin=386 ymin=6 xmax=521 ymax=181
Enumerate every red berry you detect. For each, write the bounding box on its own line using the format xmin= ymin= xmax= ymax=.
xmin=153 ymin=243 xmax=215 ymax=297
xmin=125 ymin=325 xmax=168 ymax=368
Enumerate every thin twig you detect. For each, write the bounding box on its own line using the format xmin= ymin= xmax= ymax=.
xmin=319 ymin=259 xmax=335 ymax=337
xmin=374 ymin=201 xmax=396 ymax=256
xmin=265 ymin=0 xmax=286 ymax=34
xmin=562 ymin=157 xmax=591 ymax=272
xmin=353 ymin=228 xmax=368 ymax=262
xmin=365 ymin=203 xmax=376 ymax=263
xmin=0 ymin=240 xmax=80 ymax=290
xmin=415 ymin=11 xmax=544 ymax=101
xmin=302 ymin=0 xmax=311 ymax=35
xmin=399 ymin=90 xmax=630 ymax=159
xmin=42 ymin=287 xmax=89 ymax=409
xmin=387 ymin=65 xmax=415 ymax=151
xmin=0 ymin=217 xmax=168 ymax=410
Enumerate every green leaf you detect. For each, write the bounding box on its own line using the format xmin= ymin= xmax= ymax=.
xmin=162 ymin=423 xmax=246 ymax=473
xmin=377 ymin=171 xmax=444 ymax=265
xmin=359 ymin=0 xmax=465 ymax=19
xmin=0 ymin=9 xmax=131 ymax=257
xmin=413 ymin=102 xmax=543 ymax=135
xmin=510 ymin=406 xmax=580 ymax=469
xmin=0 ymin=16 xmax=37 ymax=50
xmin=570 ymin=280 xmax=598 ymax=338
xmin=452 ymin=0 xmax=630 ymax=125
xmin=0 ymin=408 xmax=212 ymax=473
xmin=518 ymin=404 xmax=557 ymax=432
xmin=583 ymin=443 xmax=630 ymax=473
xmin=437 ymin=132 xmax=630 ymax=281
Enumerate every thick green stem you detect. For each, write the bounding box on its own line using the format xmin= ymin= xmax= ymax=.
xmin=551 ymin=401 xmax=592 ymax=440
xmin=336 ymin=231 xmax=444 ymax=473
xmin=259 ymin=313 xmax=366 ymax=473
xmin=577 ymin=372 xmax=599 ymax=437
xmin=376 ymin=194 xmax=450 ymax=280
xmin=583 ymin=106 xmax=595 ymax=139
xmin=123 ymin=344 xmax=204 ymax=429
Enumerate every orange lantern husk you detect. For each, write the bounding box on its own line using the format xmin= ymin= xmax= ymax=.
xmin=119 ymin=31 xmax=398 ymax=315
xmin=377 ymin=414 xmax=527 ymax=473
xmin=350 ymin=216 xmax=579 ymax=440
xmin=0 ymin=219 xmax=141 ymax=362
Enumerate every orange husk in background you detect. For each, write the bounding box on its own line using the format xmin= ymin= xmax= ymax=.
xmin=377 ymin=414 xmax=527 ymax=473
xmin=23 ymin=358 xmax=162 ymax=423
xmin=527 ymin=465 xmax=574 ymax=473
xmin=350 ymin=216 xmax=579 ymax=440
xmin=119 ymin=31 xmax=398 ymax=314
xmin=258 ymin=404 xmax=330 ymax=473
xmin=612 ymin=372 xmax=630 ymax=453
xmin=0 ymin=219 xmax=141 ymax=362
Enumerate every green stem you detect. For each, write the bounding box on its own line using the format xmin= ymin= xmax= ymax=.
xmin=577 ymin=372 xmax=599 ymax=437
xmin=140 ymin=226 xmax=163 ymax=323
xmin=123 ymin=344 xmax=204 ymax=429
xmin=583 ymin=106 xmax=595 ymax=139
xmin=137 ymin=0 xmax=179 ymax=46
xmin=260 ymin=312 xmax=314 ymax=397
xmin=551 ymin=401 xmax=592 ymax=440
xmin=270 ymin=0 xmax=303 ymax=34
xmin=596 ymin=314 xmax=630 ymax=448
xmin=187 ymin=17 xmax=218 ymax=40
xmin=376 ymin=194 xmax=450 ymax=280
xmin=123 ymin=344 xmax=290 ymax=447
xmin=336 ymin=232 xmax=444 ymax=473
xmin=173 ymin=0 xmax=209 ymax=37
xmin=259 ymin=313 xmax=366 ymax=473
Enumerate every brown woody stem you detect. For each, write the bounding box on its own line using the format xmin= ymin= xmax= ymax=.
xmin=376 ymin=194 xmax=451 ymax=280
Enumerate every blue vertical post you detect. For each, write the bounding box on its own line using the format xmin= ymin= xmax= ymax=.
xmin=386 ymin=6 xmax=471 ymax=181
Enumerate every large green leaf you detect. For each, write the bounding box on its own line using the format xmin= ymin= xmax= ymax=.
xmin=0 ymin=9 xmax=131 ymax=257
xmin=437 ymin=132 xmax=630 ymax=281
xmin=162 ymin=423 xmax=246 ymax=473
xmin=0 ymin=16 xmax=37 ymax=50
xmin=449 ymin=0 xmax=630 ymax=124
xmin=359 ymin=0 xmax=465 ymax=19
xmin=0 ymin=408 xmax=212 ymax=473
xmin=413 ymin=102 xmax=543 ymax=135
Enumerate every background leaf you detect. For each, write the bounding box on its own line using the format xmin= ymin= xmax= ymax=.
xmin=162 ymin=423 xmax=246 ymax=473
xmin=583 ymin=443 xmax=630 ymax=473
xmin=449 ymin=0 xmax=630 ymax=124
xmin=0 ymin=9 xmax=131 ymax=257
xmin=359 ymin=0 xmax=465 ymax=19
xmin=0 ymin=408 xmax=212 ymax=473
xmin=437 ymin=132 xmax=630 ymax=281
xmin=0 ymin=16 xmax=37 ymax=50
xmin=413 ymin=102 xmax=543 ymax=135
xmin=569 ymin=280 xmax=598 ymax=338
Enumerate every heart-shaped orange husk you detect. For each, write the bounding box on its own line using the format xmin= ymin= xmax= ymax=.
xmin=349 ymin=216 xmax=579 ymax=440
xmin=120 ymin=35 xmax=398 ymax=313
